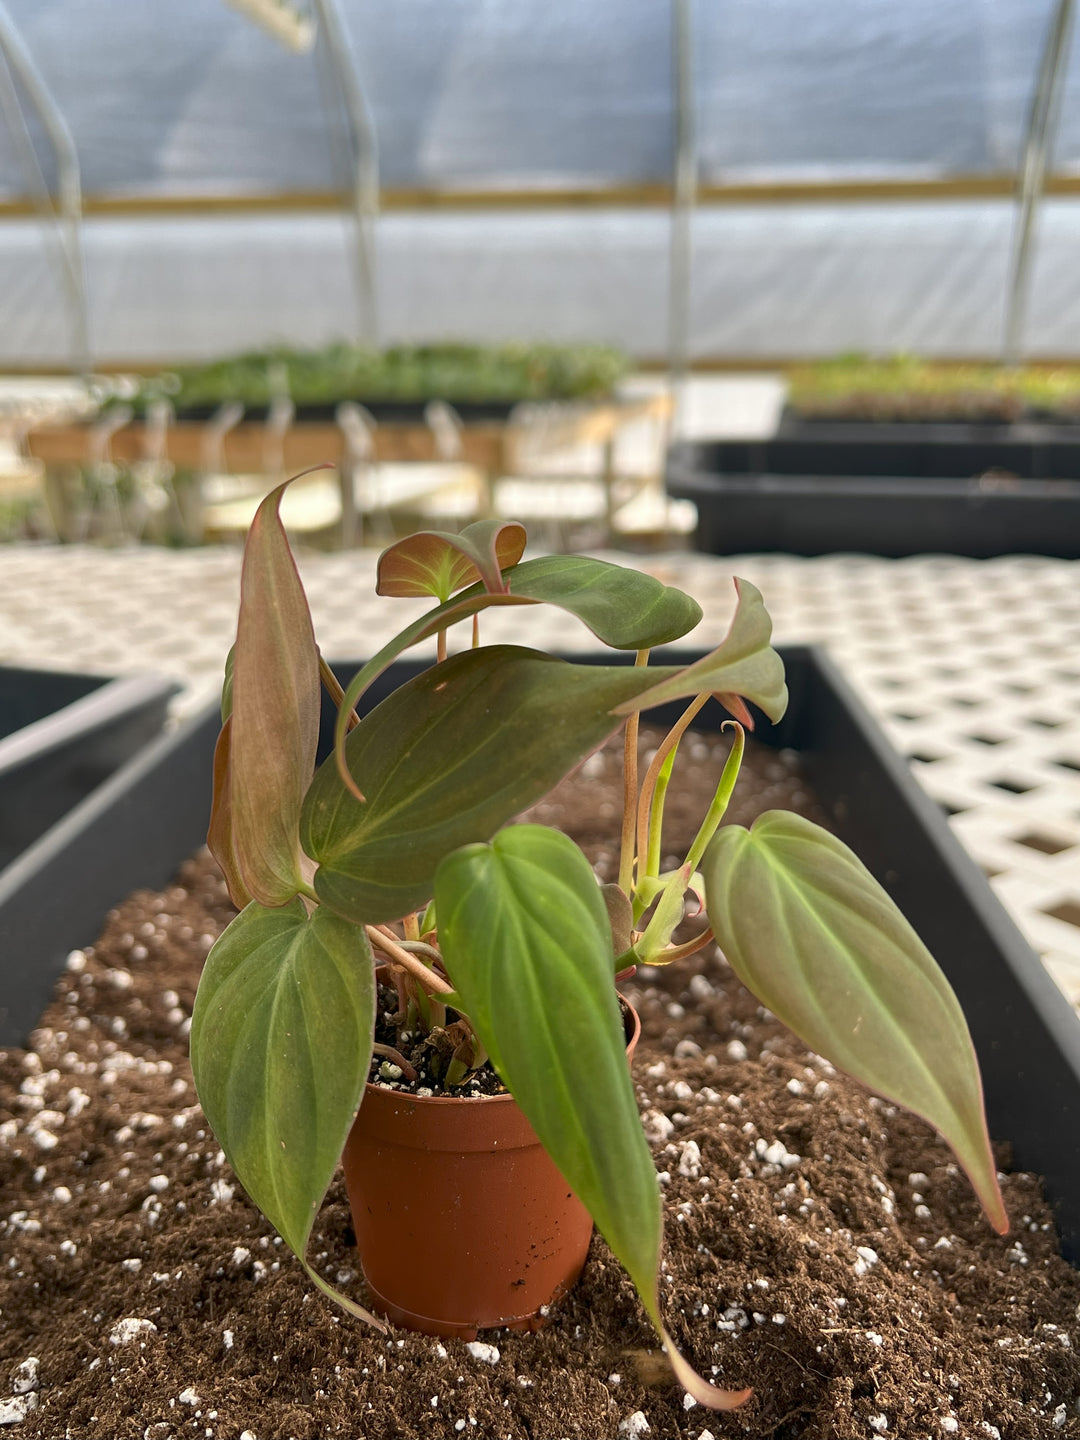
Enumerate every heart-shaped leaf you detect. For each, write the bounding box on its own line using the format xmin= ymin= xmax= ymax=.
xmin=304 ymin=646 xmax=667 ymax=924
xmin=229 ymin=483 xmax=321 ymax=905
xmin=332 ymin=556 xmax=708 ymax=785
xmin=189 ymin=899 xmax=382 ymax=1321
xmin=376 ymin=520 xmax=527 ymax=600
xmin=622 ymin=577 xmax=786 ymax=726
xmin=310 ymin=639 xmax=788 ymax=925
xmin=434 ymin=825 xmax=751 ymax=1410
xmin=702 ymin=811 xmax=1008 ymax=1234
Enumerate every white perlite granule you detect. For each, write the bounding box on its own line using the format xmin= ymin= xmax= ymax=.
xmin=641 ymin=1109 xmax=675 ymax=1145
xmin=677 ymin=1140 xmax=703 ymax=1178
xmin=0 ymin=1394 xmax=38 ymax=1425
xmin=618 ymin=1412 xmax=650 ymax=1437
xmin=464 ymin=1342 xmax=500 ymax=1365
xmin=109 ymin=1317 xmax=158 ymax=1345
xmin=854 ymin=1245 xmax=879 ymax=1277
xmin=10 ymin=1358 xmax=38 ymax=1395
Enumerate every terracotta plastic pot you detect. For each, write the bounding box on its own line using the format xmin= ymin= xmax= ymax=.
xmin=341 ymin=999 xmax=641 ymax=1339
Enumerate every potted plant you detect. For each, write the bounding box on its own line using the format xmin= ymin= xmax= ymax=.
xmin=667 ymin=354 xmax=1080 ymax=558
xmin=187 ymin=490 xmax=1010 ymax=1412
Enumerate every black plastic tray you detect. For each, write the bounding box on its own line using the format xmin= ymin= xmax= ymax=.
xmin=667 ymin=429 xmax=1080 ymax=558
xmin=2 ymin=647 xmax=1077 ymax=1260
xmin=154 ymin=400 xmax=521 ymax=425
xmin=0 ymin=667 xmax=177 ymax=873
xmin=756 ymin=419 xmax=1080 ymax=477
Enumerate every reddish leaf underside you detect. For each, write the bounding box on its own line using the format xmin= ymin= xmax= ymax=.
xmin=229 ymin=482 xmax=321 ymax=906
xmin=206 ymin=716 xmax=252 ymax=909
xmin=376 ymin=520 xmax=527 ymax=600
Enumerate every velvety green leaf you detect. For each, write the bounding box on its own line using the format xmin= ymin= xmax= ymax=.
xmin=313 ymin=637 xmax=790 ymax=925
xmin=702 ymin=811 xmax=1008 ymax=1233
xmin=305 ymin=646 xmax=664 ymax=924
xmin=622 ymin=577 xmax=787 ymax=725
xmin=230 ymin=483 xmax=321 ymax=905
xmin=331 ymin=556 xmax=706 ymax=778
xmin=375 ymin=521 xmax=527 ymax=601
xmin=500 ymin=554 xmax=702 ymax=648
xmin=434 ymin=825 xmax=658 ymax=1281
xmin=189 ymin=900 xmax=380 ymax=1301
xmin=434 ymin=825 xmax=751 ymax=1411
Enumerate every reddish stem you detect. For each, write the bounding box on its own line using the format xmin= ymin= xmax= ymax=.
xmin=364 ymin=925 xmax=454 ymax=995
xmin=318 ymin=652 xmax=360 ymax=731
xmin=644 ymin=927 xmax=715 ymax=966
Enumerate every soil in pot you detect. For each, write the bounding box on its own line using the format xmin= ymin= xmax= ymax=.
xmin=2 ymin=728 xmax=1080 ymax=1438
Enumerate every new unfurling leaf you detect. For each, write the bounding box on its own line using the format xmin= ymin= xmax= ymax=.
xmin=210 ymin=482 xmax=320 ymax=906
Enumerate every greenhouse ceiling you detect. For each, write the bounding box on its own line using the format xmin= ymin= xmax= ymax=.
xmin=0 ymin=0 xmax=1078 ymax=366
xmin=0 ymin=0 xmax=1076 ymax=204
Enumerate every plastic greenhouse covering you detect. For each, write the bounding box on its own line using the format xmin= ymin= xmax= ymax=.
xmin=1 ymin=0 xmax=1080 ymax=366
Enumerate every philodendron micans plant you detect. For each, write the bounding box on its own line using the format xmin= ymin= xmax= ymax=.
xmin=190 ymin=487 xmax=1008 ymax=1412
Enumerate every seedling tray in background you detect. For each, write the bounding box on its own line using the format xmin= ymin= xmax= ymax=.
xmin=667 ymin=428 xmax=1080 ymax=558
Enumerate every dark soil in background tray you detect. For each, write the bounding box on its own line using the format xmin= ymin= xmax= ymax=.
xmin=2 ymin=727 xmax=1079 ymax=1439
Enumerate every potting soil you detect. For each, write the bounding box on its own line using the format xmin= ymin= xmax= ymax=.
xmin=2 ymin=728 xmax=1079 ymax=1438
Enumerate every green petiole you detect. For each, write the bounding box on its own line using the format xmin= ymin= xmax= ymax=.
xmin=684 ymin=721 xmax=745 ymax=873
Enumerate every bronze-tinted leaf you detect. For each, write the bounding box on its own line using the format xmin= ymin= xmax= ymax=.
xmin=230 ymin=482 xmax=321 ymax=905
xmin=205 ymin=716 xmax=252 ymax=909
xmin=376 ymin=521 xmax=526 ymax=600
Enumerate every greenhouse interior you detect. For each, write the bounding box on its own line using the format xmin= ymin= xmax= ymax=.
xmin=3 ymin=4 xmax=1080 ymax=1437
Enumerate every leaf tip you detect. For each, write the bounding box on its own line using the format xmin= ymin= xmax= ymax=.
xmin=660 ymin=1323 xmax=752 ymax=1411
xmin=716 ymin=692 xmax=755 ymax=730
xmin=985 ymin=1185 xmax=1010 ymax=1237
xmin=334 ymin=735 xmax=367 ymax=804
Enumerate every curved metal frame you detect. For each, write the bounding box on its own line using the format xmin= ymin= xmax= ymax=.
xmin=312 ymin=0 xmax=380 ymax=346
xmin=0 ymin=1 xmax=88 ymax=376
xmin=1003 ymin=0 xmax=1076 ymax=366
